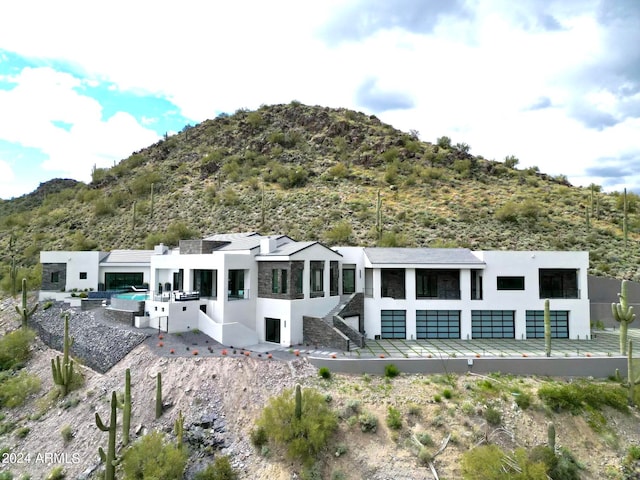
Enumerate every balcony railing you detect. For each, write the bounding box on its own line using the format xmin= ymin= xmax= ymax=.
xmin=417 ymin=289 xmax=461 ymax=300
xmin=152 ymin=291 xmax=202 ymax=302
xmin=228 ymin=288 xmax=250 ymax=301
xmin=539 ymin=288 xmax=580 ymax=299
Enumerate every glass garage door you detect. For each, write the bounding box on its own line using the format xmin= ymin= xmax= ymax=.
xmin=381 ymin=310 xmax=406 ymax=339
xmin=416 ymin=310 xmax=460 ymax=339
xmin=471 ymin=310 xmax=515 ymax=338
xmin=525 ymin=310 xmax=569 ymax=338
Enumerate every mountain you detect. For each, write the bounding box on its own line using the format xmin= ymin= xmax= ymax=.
xmin=0 ymin=102 xmax=638 ymax=289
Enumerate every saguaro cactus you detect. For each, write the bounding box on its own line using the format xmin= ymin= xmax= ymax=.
xmin=544 ymin=299 xmax=551 ymax=357
xmin=156 ymin=372 xmax=163 ymax=419
xmin=118 ymin=368 xmax=132 ymax=446
xmin=294 ymin=384 xmax=302 ymax=420
xmin=612 ymin=280 xmax=636 ymax=354
xmin=51 ymin=313 xmax=75 ymax=396
xmin=174 ymin=410 xmax=184 ymax=449
xmin=547 ymin=422 xmax=556 ymax=453
xmin=150 ymin=182 xmax=155 ymax=218
xmin=623 ymin=188 xmax=629 ymax=249
xmin=96 ymin=391 xmax=118 ymax=480
xmin=15 ymin=278 xmax=38 ymax=328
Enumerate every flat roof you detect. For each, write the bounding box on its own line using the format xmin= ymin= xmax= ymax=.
xmin=364 ymin=248 xmax=485 ymax=265
xmin=101 ymin=250 xmax=154 ymax=264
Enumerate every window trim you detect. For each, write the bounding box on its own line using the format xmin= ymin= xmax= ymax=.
xmin=496 ymin=276 xmax=525 ymax=291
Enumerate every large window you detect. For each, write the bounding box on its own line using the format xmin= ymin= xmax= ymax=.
xmin=343 ymin=268 xmax=355 ymax=294
xmin=471 ymin=310 xmax=515 ymax=339
xmin=105 ymin=272 xmax=144 ymax=291
xmin=310 ymin=261 xmax=324 ymax=297
xmin=281 ymin=269 xmax=288 ymax=294
xmin=416 ymin=269 xmax=460 ymax=299
xmin=381 ymin=269 xmax=405 ymax=299
xmin=228 ymin=269 xmax=245 ymax=299
xmin=497 ymin=276 xmax=525 ymax=290
xmin=416 ymin=310 xmax=460 ymax=339
xmin=272 ymin=269 xmax=279 ymax=294
xmin=51 ymin=272 xmax=59 ymax=283
xmin=194 ymin=269 xmax=216 ymax=297
xmin=526 ymin=310 xmax=569 ymax=338
xmin=330 ymin=261 xmax=339 ymax=296
xmin=539 ymin=269 xmax=579 ymax=299
xmin=381 ymin=310 xmax=406 ymax=339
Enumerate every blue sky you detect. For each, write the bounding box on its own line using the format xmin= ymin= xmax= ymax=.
xmin=0 ymin=0 xmax=639 ymax=199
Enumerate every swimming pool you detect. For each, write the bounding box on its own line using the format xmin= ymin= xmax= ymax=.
xmin=114 ymin=292 xmax=149 ymax=301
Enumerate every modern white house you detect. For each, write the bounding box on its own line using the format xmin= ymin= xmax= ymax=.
xmin=39 ymin=233 xmax=591 ymax=348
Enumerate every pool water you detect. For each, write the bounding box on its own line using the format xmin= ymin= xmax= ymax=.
xmin=115 ymin=292 xmax=149 ymax=301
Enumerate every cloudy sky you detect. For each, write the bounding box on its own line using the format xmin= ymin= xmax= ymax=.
xmin=0 ymin=0 xmax=638 ymax=199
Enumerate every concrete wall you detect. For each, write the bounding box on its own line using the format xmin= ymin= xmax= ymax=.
xmin=103 ymin=308 xmax=135 ymax=326
xmin=589 ymin=276 xmax=640 ymax=328
xmin=40 ymin=251 xmax=103 ymax=291
xmin=309 ymin=355 xmax=626 ymax=378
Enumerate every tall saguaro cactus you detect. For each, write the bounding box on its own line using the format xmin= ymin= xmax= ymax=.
xmin=623 ymin=188 xmax=629 ymax=249
xmin=118 ymin=368 xmax=132 ymax=446
xmin=15 ymin=278 xmax=38 ymax=328
xmin=156 ymin=372 xmax=163 ymax=419
xmin=51 ymin=313 xmax=75 ymax=396
xmin=544 ymin=299 xmax=552 ymax=357
xmin=174 ymin=410 xmax=185 ymax=449
xmin=294 ymin=384 xmax=302 ymax=420
xmin=547 ymin=422 xmax=556 ymax=453
xmin=96 ymin=391 xmax=118 ymax=480
xmin=612 ymin=280 xmax=636 ymax=354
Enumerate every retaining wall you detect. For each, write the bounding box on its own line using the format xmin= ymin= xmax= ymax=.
xmin=309 ymin=356 xmax=627 ymax=378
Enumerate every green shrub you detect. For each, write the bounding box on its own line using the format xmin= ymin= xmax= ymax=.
xmin=514 ymin=391 xmax=532 ymax=410
xmin=121 ymin=431 xmax=188 ymax=480
xmin=318 ymin=367 xmax=331 ymax=380
xmin=327 ymin=163 xmax=348 ymax=179
xmin=0 ymin=371 xmax=41 ymax=408
xmin=61 ymin=425 xmax=73 ymax=443
xmin=417 ymin=432 xmax=434 ymax=446
xmin=0 ymin=471 xmax=13 ymax=480
xmin=442 ymin=388 xmax=453 ymax=399
xmin=418 ymin=446 xmax=433 ymax=465
xmin=461 ymin=445 xmax=547 ymax=480
xmin=250 ymin=426 xmax=267 ymax=447
xmin=15 ymin=427 xmax=30 ymax=439
xmin=343 ymin=399 xmax=360 ymax=418
xmin=256 ymin=386 xmax=337 ymax=465
xmin=0 ymin=328 xmax=36 ymax=371
xmin=45 ymin=466 xmax=65 ymax=480
xmin=358 ymin=411 xmax=378 ymax=433
xmin=386 ymin=406 xmax=402 ymax=430
xmin=484 ymin=406 xmax=501 ymax=426
xmin=538 ymin=382 xmax=628 ymax=413
xmin=325 ymin=221 xmax=352 ymax=245
xmin=194 ymin=456 xmax=238 ymax=480
xmin=384 ymin=364 xmax=399 ymax=378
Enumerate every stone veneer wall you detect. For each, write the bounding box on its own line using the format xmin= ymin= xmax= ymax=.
xmin=179 ymin=240 xmax=228 ymax=254
xmin=333 ymin=316 xmax=365 ymax=348
xmin=103 ymin=308 xmax=136 ymax=326
xmin=42 ymin=263 xmax=67 ymax=291
xmin=303 ymin=315 xmax=349 ymax=351
xmin=258 ymin=261 xmax=305 ymax=300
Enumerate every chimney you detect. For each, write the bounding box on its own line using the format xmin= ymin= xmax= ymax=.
xmin=260 ymin=237 xmax=277 ymax=255
xmin=154 ymin=243 xmax=168 ymax=255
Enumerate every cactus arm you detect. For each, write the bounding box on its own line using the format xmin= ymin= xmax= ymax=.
xmin=156 ymin=372 xmax=163 ymax=419
xmin=95 ymin=391 xmax=117 ymax=480
xmin=295 ymin=384 xmax=302 ymax=420
xmin=122 ymin=369 xmax=131 ymax=446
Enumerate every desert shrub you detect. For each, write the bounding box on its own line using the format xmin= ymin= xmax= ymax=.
xmin=0 ymin=371 xmax=40 ymax=409
xmin=250 ymin=426 xmax=268 ymax=447
xmin=0 ymin=328 xmax=35 ymax=370
xmin=342 ymin=399 xmax=360 ymax=418
xmin=61 ymin=424 xmax=73 ymax=443
xmin=514 ymin=391 xmax=532 ymax=410
xmin=325 ymin=221 xmax=352 ymax=245
xmin=484 ymin=405 xmax=502 ymax=426
xmin=386 ymin=406 xmax=402 ymax=430
xmin=378 ymin=232 xmax=407 ymax=247
xmin=144 ymin=221 xmax=198 ymax=249
xmin=453 ymin=159 xmax=471 ymax=177
xmin=318 ymin=367 xmax=331 ymax=379
xmin=461 ymin=445 xmax=547 ymax=480
xmin=495 ymin=201 xmax=519 ymax=223
xmin=15 ymin=426 xmax=30 ymax=438
xmin=121 ymin=431 xmax=188 ymax=480
xmin=442 ymin=388 xmax=453 ymax=399
xmin=327 ymin=163 xmax=348 ymax=179
xmin=220 ymin=188 xmax=240 ymax=206
xmin=129 ymin=171 xmax=162 ymax=196
xmin=384 ymin=364 xmax=399 ymax=378
xmin=45 ymin=466 xmax=66 ymax=480
xmin=530 ymin=445 xmax=581 ymax=480
xmin=0 ymin=471 xmax=12 ymax=480
xmin=418 ymin=446 xmax=433 ymax=465
xmin=93 ymin=197 xmax=115 ymax=217
xmin=256 ymin=386 xmax=337 ymax=465
xmin=194 ymin=455 xmax=238 ymax=480
xmin=538 ymin=382 xmax=627 ymax=413
xmin=436 ymin=136 xmax=451 ymax=149
xmin=417 ymin=432 xmax=434 ymax=446
xmin=358 ymin=411 xmax=378 ymax=433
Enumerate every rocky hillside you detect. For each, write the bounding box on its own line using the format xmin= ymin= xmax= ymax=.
xmin=1 ymin=102 xmax=639 ymax=289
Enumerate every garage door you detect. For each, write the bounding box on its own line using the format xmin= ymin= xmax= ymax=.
xmin=416 ymin=310 xmax=460 ymax=339
xmin=525 ymin=310 xmax=569 ymax=339
xmin=381 ymin=310 xmax=406 ymax=339
xmin=471 ymin=310 xmax=515 ymax=339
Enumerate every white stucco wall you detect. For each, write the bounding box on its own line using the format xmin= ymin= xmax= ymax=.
xmin=40 ymin=251 xmax=103 ymax=291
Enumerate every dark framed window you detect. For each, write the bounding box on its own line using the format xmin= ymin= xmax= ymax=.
xmin=471 ymin=310 xmax=515 ymax=339
xmin=228 ymin=269 xmax=245 ymax=299
xmin=295 ymin=269 xmax=303 ymax=294
xmin=497 ymin=276 xmax=525 ymax=290
xmin=79 ymin=272 xmax=87 ymax=280
xmin=381 ymin=310 xmax=406 ymax=339
xmin=416 ymin=269 xmax=460 ymax=299
xmin=105 ymin=272 xmax=144 ymax=290
xmin=539 ymin=269 xmax=579 ymax=298
xmin=310 ymin=261 xmax=324 ymax=296
xmin=381 ymin=269 xmax=405 ymax=299
xmin=272 ymin=269 xmax=279 ymax=293
xmin=51 ymin=272 xmax=59 ymax=283
xmin=416 ymin=310 xmax=460 ymax=339
xmin=526 ymin=310 xmax=569 ymax=338
xmin=281 ymin=269 xmax=288 ymax=294
xmin=343 ymin=268 xmax=355 ymax=294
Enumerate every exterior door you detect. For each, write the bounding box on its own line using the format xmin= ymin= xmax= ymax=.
xmin=265 ymin=317 xmax=281 ymax=344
